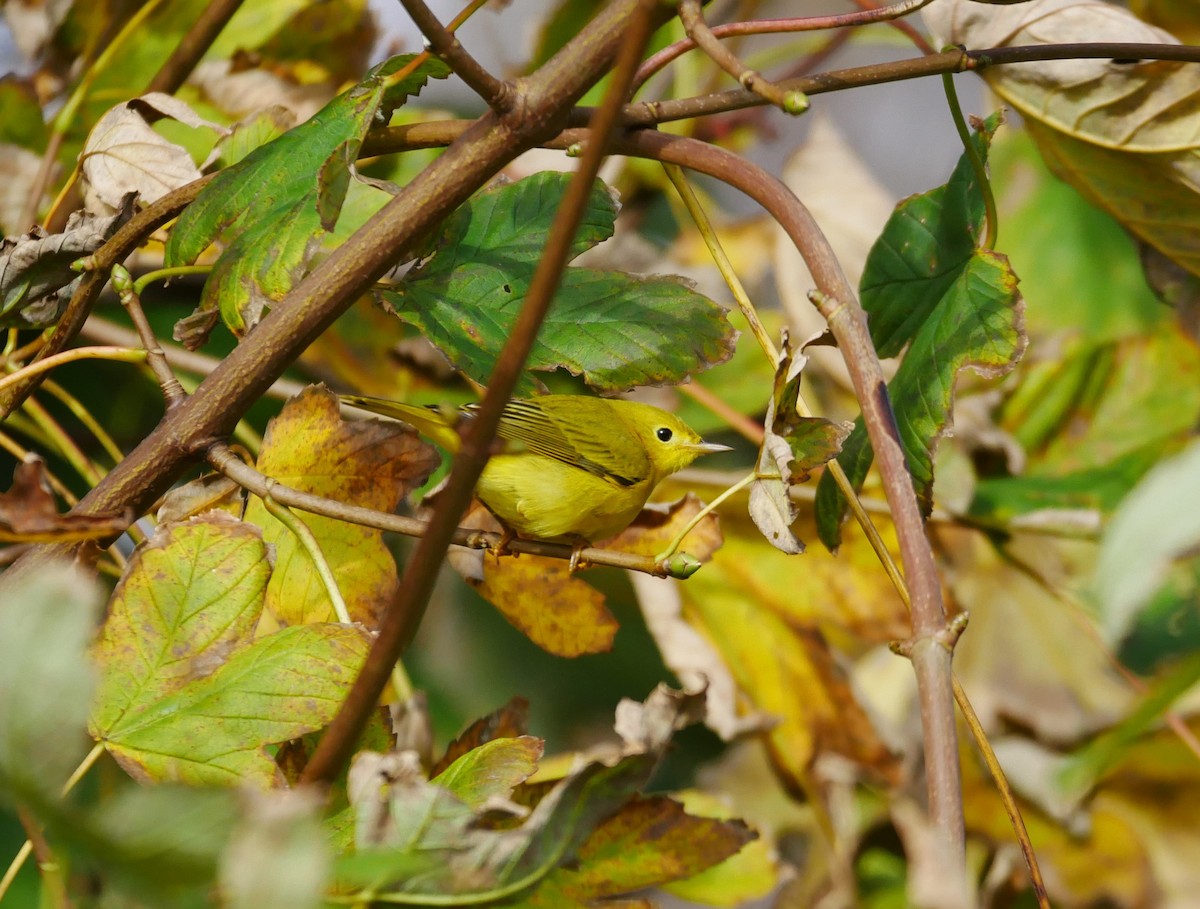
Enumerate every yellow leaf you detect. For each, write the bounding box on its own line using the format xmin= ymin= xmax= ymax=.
xmin=245 ymin=385 xmax=438 ymax=626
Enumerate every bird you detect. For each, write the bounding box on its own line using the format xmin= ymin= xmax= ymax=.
xmin=340 ymin=393 xmax=730 ymax=548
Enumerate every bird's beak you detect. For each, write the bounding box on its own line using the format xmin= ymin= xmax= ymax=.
xmin=691 ymin=441 xmax=733 ymax=454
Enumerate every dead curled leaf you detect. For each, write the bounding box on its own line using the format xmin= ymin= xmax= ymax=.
xmin=80 ymin=93 xmax=228 ymax=216
xmin=924 ymin=0 xmax=1200 ymax=276
xmin=0 ymin=457 xmax=129 ymax=543
xmin=0 ymin=198 xmax=134 ymax=329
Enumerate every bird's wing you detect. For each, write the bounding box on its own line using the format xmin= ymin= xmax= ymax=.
xmin=471 ymin=399 xmax=650 ymax=487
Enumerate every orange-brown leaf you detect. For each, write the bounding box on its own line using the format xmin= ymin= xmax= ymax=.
xmin=0 ymin=457 xmax=128 ymax=543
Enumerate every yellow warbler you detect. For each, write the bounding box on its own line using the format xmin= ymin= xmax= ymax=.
xmin=341 ymin=394 xmax=730 ymax=543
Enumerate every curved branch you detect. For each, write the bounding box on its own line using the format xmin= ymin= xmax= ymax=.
xmin=679 ymin=0 xmax=802 ymax=111
xmin=585 ymin=127 xmax=965 ymax=862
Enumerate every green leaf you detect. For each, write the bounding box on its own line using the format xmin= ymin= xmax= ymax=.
xmin=383 ymin=171 xmax=736 ymax=393
xmin=0 ymin=565 xmax=102 ymax=803
xmin=817 ymin=252 xmax=1023 ymax=548
xmin=432 ymin=736 xmax=543 ymax=809
xmin=337 ymin=687 xmax=708 ymax=902
xmin=89 ymin=514 xmax=270 ymax=738
xmin=815 ymin=114 xmax=1025 ymax=549
xmin=97 ymin=623 xmax=370 ymax=785
xmin=1092 ymin=439 xmax=1200 ymax=646
xmin=860 ymin=111 xmax=1003 ymax=358
xmin=165 ymin=55 xmax=446 ymax=340
xmin=88 ymin=511 xmax=370 ymax=784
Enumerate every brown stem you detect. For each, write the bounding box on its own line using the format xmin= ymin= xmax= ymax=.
xmin=679 ymin=0 xmax=798 ymax=110
xmin=592 ymin=127 xmax=965 ymax=860
xmin=620 ymin=42 xmax=1200 ymax=126
xmin=400 ymin=0 xmax=512 ymax=111
xmin=633 ymin=0 xmax=932 ymax=91
xmin=146 ymin=0 xmax=246 ymax=94
xmin=299 ymin=0 xmax=664 ymax=787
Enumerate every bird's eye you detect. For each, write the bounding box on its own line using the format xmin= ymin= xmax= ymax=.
xmin=656 ymin=427 xmax=673 ymax=442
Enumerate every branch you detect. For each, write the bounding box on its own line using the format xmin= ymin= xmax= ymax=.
xmin=400 ymin=0 xmax=512 ymax=111
xmin=206 ymin=445 xmax=689 ymax=576
xmin=619 ymin=42 xmax=1200 ymax=125
xmin=634 ymin=0 xmax=933 ymax=91
xmin=300 ymin=0 xmax=666 ymax=787
xmin=2 ymin=1 xmax=673 ymax=592
xmin=679 ymin=0 xmax=805 ymax=112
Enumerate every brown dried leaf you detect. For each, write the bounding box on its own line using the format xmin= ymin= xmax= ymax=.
xmin=80 ymin=93 xmax=226 ymax=215
xmin=0 ymin=199 xmax=134 ymax=329
xmin=0 ymin=457 xmax=129 ymax=543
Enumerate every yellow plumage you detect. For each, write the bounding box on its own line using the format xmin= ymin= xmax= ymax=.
xmin=341 ymin=394 xmax=729 ymax=542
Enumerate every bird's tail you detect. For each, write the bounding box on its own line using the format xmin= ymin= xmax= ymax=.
xmin=340 ymin=395 xmax=463 ymax=452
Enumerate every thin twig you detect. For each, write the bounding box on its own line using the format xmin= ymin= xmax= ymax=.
xmin=679 ymin=0 xmax=807 ymax=113
xmin=620 ymin=43 xmax=1200 ymax=126
xmin=633 ymin=0 xmax=933 ymax=91
xmin=400 ymin=0 xmax=512 ymax=111
xmin=41 ymin=379 xmax=125 ymax=467
xmin=110 ymin=265 xmax=188 ymax=405
xmin=205 ymin=445 xmax=689 ymax=577
xmin=850 ymin=0 xmax=935 ymax=54
xmin=0 ymin=347 xmax=147 ymax=398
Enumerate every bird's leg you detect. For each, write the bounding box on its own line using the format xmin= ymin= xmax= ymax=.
xmin=567 ymin=538 xmax=590 ymax=575
xmin=490 ymin=523 xmax=518 ymax=558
